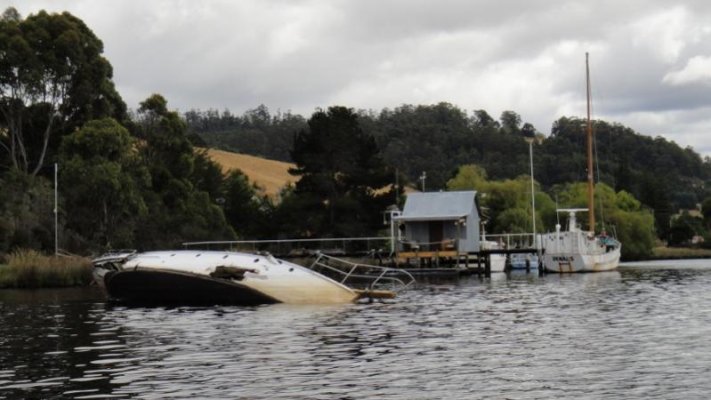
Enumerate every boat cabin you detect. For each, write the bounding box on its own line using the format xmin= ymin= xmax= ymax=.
xmin=394 ymin=191 xmax=482 ymax=254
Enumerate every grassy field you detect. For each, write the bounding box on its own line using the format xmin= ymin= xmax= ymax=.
xmin=0 ymin=250 xmax=93 ymax=289
xmin=203 ymin=147 xmax=417 ymax=198
xmin=203 ymin=148 xmax=296 ymax=197
xmin=652 ymin=246 xmax=711 ymax=259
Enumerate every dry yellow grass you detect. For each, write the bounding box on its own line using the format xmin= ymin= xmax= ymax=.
xmin=652 ymin=246 xmax=711 ymax=259
xmin=202 ymin=148 xmax=297 ymax=197
xmin=202 ymin=147 xmax=416 ymax=199
xmin=0 ymin=249 xmax=93 ymax=288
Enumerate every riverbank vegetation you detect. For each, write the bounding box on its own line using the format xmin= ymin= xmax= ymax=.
xmin=0 ymin=250 xmax=92 ymax=288
xmin=652 ymin=246 xmax=711 ymax=260
xmin=2 ymin=7 xmax=711 ymax=264
xmin=447 ymin=165 xmax=656 ymax=260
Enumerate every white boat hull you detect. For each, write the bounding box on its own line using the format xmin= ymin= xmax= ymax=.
xmin=489 ymin=254 xmax=506 ymax=272
xmin=94 ymin=250 xmax=359 ymax=305
xmin=480 ymin=240 xmax=506 ymax=272
xmin=542 ymin=246 xmax=620 ymax=272
xmin=540 ymin=227 xmax=621 ymax=273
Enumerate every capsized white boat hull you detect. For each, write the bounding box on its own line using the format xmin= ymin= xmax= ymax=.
xmin=94 ymin=250 xmax=362 ymax=305
xmin=103 ymin=268 xmax=282 ymax=305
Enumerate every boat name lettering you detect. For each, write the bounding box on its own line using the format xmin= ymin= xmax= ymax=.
xmin=552 ymin=256 xmax=574 ymax=262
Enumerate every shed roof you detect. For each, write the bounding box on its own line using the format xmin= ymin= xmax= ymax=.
xmin=395 ymin=191 xmax=477 ymax=222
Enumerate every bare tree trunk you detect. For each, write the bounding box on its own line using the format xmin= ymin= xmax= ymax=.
xmin=0 ymin=105 xmax=20 ymax=170
xmin=1 ymin=104 xmax=32 ymax=173
xmin=31 ymin=114 xmax=54 ymax=176
xmin=16 ymin=113 xmax=29 ymax=172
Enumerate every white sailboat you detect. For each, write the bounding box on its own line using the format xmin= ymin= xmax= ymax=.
xmin=541 ymin=53 xmax=621 ymax=273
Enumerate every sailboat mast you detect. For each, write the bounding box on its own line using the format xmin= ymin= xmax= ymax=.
xmin=586 ymin=52 xmax=595 ymax=233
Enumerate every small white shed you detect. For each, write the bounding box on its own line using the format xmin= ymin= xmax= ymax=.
xmin=394 ymin=191 xmax=482 ymax=253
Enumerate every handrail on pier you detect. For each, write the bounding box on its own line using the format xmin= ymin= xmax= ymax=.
xmin=482 ymin=233 xmax=540 ymax=251
xmin=182 ymin=237 xmax=390 ymax=256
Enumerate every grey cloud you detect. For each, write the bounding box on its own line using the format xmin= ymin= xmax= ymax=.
xmin=6 ymin=0 xmax=711 ymax=154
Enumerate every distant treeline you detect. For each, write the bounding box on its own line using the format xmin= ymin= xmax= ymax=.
xmin=187 ymin=103 xmax=711 ymax=239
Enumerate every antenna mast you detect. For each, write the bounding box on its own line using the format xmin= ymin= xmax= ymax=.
xmin=586 ymin=52 xmax=595 ymax=233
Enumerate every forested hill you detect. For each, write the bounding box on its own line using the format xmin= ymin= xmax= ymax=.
xmin=542 ymin=117 xmax=710 ymax=226
xmin=187 ymin=103 xmax=711 ymax=214
xmin=185 ymin=106 xmax=305 ymax=163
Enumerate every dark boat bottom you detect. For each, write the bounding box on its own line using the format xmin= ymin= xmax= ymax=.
xmin=104 ymin=269 xmax=280 ymax=306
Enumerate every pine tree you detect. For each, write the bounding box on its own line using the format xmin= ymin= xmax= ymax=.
xmin=285 ymin=106 xmax=394 ymax=237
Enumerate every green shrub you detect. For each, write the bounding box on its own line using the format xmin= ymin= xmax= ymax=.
xmin=0 ymin=249 xmax=93 ymax=288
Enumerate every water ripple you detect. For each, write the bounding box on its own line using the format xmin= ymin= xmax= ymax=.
xmin=1 ymin=266 xmax=711 ymax=398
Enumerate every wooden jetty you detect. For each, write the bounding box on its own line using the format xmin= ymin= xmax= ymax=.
xmin=182 ymin=234 xmax=542 ymax=276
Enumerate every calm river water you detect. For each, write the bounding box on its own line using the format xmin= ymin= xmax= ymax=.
xmin=2 ymin=259 xmax=711 ymax=399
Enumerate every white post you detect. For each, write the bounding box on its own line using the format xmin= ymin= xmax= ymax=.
xmin=419 ymin=171 xmax=426 ymax=192
xmin=54 ymin=162 xmax=58 ymax=256
xmin=390 ymin=212 xmax=395 ymax=254
xmin=387 ymin=210 xmax=401 ymax=254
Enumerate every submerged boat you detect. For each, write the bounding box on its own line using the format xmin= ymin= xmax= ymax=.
xmin=93 ymin=250 xmax=414 ymax=305
xmin=541 ymin=53 xmax=621 ymax=272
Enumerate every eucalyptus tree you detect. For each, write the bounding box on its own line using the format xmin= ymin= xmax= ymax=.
xmin=371 ymin=102 xmax=471 ymax=190
xmin=221 ymin=170 xmax=273 ymax=239
xmin=472 ymin=109 xmax=499 ymax=129
xmin=500 ymin=110 xmax=522 ymax=134
xmin=0 ymin=8 xmax=125 ymax=175
xmin=59 ymin=118 xmax=148 ymax=250
xmin=133 ymin=94 xmax=235 ymax=248
xmin=447 ymin=164 xmax=555 ymax=235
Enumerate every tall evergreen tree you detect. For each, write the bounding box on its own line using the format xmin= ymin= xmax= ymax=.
xmin=285 ymin=106 xmax=394 ymax=237
xmin=58 ymin=118 xmax=148 ymax=250
xmin=221 ymin=170 xmax=273 ymax=239
xmin=133 ymin=94 xmax=235 ymax=248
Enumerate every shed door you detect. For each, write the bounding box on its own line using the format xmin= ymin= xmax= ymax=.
xmin=429 ymin=221 xmax=443 ymax=248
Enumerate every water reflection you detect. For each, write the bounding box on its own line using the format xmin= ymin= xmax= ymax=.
xmin=1 ymin=264 xmax=711 ymax=399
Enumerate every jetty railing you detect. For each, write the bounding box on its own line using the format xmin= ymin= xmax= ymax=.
xmin=182 ymin=237 xmax=391 ymax=258
xmin=482 ymin=233 xmax=540 ymax=250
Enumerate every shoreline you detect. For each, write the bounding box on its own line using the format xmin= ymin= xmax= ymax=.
xmin=649 ymin=246 xmax=711 ymax=261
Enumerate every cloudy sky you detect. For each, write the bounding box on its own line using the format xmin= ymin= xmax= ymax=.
xmin=7 ymin=0 xmax=711 ymax=155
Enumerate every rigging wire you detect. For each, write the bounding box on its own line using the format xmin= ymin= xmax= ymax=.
xmin=588 ymin=58 xmax=606 ymax=233
xmin=593 ymin=121 xmax=606 ymax=232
